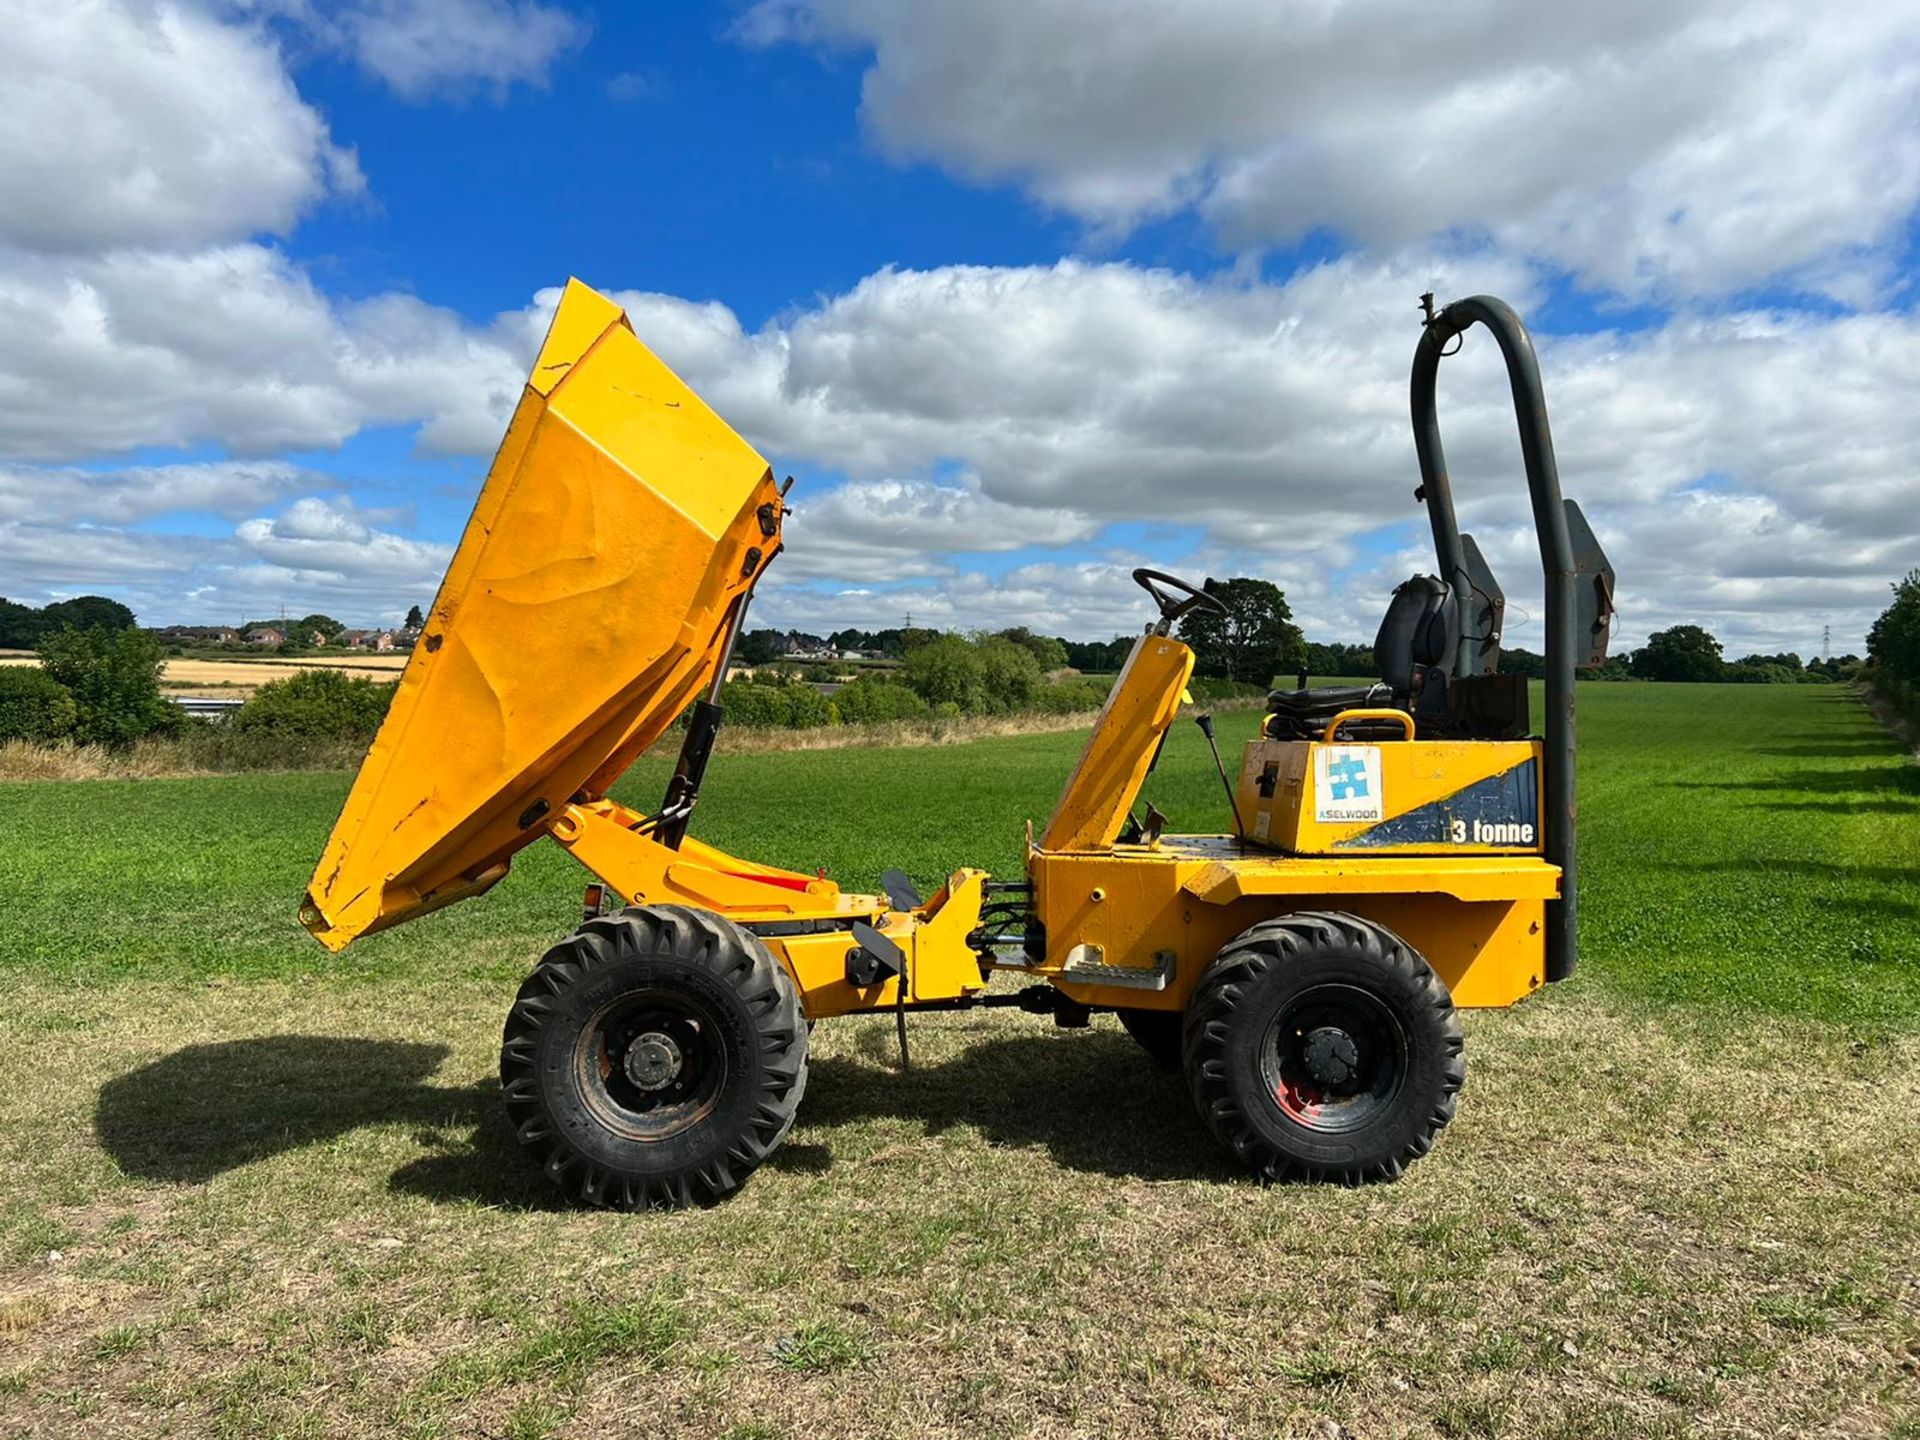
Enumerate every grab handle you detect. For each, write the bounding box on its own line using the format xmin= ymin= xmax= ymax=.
xmin=1322 ymin=709 xmax=1416 ymax=743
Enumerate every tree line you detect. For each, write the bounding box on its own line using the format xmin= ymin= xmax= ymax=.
xmin=1601 ymin=625 xmax=1860 ymax=684
xmin=1867 ymin=570 xmax=1920 ymax=724
xmin=0 ymin=595 xmax=429 ymax=654
xmin=738 ymin=578 xmax=1318 ymax=686
xmin=8 ymin=572 xmax=1903 ymax=753
xmin=0 ymin=595 xmax=138 ymax=647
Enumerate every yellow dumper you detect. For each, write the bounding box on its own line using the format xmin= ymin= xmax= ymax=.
xmin=303 ymin=281 xmax=1615 ymax=1209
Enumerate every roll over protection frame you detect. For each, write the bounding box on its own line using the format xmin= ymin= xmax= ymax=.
xmin=1410 ymin=294 xmax=1579 ymax=982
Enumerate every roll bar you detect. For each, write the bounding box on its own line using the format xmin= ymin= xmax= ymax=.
xmin=1409 ymin=294 xmax=1579 ymax=982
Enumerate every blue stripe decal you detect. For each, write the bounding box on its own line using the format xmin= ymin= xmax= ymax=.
xmin=1335 ymin=758 xmax=1538 ymax=849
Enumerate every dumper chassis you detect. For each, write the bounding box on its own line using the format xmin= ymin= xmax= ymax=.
xmin=303 ymin=282 xmax=1614 ymax=1209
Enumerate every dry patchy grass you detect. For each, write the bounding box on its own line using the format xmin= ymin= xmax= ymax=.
xmin=0 ymin=975 xmax=1915 ymax=1439
xmin=0 ymin=735 xmax=371 ymax=782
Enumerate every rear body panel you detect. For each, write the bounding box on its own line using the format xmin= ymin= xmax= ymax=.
xmin=1235 ymin=738 xmax=1545 ymax=855
xmin=1027 ymin=836 xmax=1555 ymax=1012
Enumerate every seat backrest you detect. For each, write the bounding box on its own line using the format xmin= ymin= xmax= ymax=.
xmin=1374 ymin=575 xmax=1458 ymax=693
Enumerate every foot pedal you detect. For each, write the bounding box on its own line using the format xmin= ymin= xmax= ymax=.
xmin=845 ymin=920 xmax=906 ymax=988
xmin=1059 ymin=945 xmax=1175 ymax=992
xmin=880 ymin=868 xmax=923 ymax=911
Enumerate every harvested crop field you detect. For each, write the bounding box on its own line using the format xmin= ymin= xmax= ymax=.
xmin=0 ymin=650 xmax=410 ymax=697
xmin=0 ymin=684 xmax=1915 ymax=1438
xmin=155 ymin=655 xmax=409 ymax=696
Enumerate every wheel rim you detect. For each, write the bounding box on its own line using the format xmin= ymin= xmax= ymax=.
xmin=1259 ymin=982 xmax=1409 ymax=1134
xmin=574 ymin=989 xmax=728 ymax=1142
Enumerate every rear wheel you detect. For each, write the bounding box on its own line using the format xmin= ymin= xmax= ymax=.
xmin=500 ymin=906 xmax=808 ymax=1209
xmin=1183 ymin=911 xmax=1463 ymax=1183
xmin=1116 ymin=1007 xmax=1183 ymax=1070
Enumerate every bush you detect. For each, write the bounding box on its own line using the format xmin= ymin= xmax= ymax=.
xmin=784 ymin=681 xmax=833 ymax=728
xmin=996 ymin=627 xmax=1069 ymax=671
xmin=0 ymin=667 xmax=77 ymax=741
xmin=1033 ymin=679 xmax=1110 ymax=714
xmin=832 ymin=674 xmax=929 ymax=724
xmin=904 ymin=634 xmax=986 ymax=711
xmin=720 ymin=680 xmax=793 ymax=727
xmin=720 ymin=678 xmax=835 ymax=729
xmin=233 ymin=669 xmax=395 ymax=738
xmin=976 ymin=635 xmax=1045 ymax=712
xmin=37 ymin=626 xmax=180 ymax=747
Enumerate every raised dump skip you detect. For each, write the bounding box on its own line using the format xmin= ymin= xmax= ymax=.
xmin=301 ymin=279 xmax=783 ymax=951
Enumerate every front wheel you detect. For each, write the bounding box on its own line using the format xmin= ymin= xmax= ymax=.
xmin=500 ymin=906 xmax=808 ymax=1209
xmin=1183 ymin=911 xmax=1463 ymax=1184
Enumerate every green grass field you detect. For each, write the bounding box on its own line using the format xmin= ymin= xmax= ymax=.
xmin=0 ymin=683 xmax=1915 ymax=1437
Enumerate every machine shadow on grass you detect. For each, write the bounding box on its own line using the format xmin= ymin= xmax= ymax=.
xmin=1668 ymin=762 xmax=1920 ymax=817
xmin=1752 ymin=738 xmax=1910 ymax=757
xmin=792 ymin=1028 xmax=1233 ymax=1184
xmin=91 ymin=1036 xmax=564 ymax=1206
xmin=95 ymin=1027 xmax=1227 ymax=1207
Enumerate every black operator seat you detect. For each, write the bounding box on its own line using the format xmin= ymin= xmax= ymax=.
xmin=1265 ymin=575 xmax=1458 ymax=740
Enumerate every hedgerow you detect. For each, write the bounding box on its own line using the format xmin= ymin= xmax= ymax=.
xmin=233 ymin=669 xmax=396 ymax=738
xmin=1867 ymin=570 xmax=1920 ymax=724
xmin=0 ymin=667 xmax=78 ymax=742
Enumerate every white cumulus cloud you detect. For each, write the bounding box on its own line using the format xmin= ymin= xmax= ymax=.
xmin=7 ymin=247 xmax=1917 ymax=655
xmin=741 ymin=0 xmax=1920 ymax=300
xmin=0 ymin=244 xmax=532 ymax=461
xmin=0 ymin=0 xmax=363 ymax=254
xmin=242 ymin=0 xmax=588 ymax=100
xmin=0 ymin=458 xmax=309 ymax=525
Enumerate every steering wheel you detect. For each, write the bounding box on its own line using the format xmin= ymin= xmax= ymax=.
xmin=1132 ymin=568 xmax=1227 ymax=635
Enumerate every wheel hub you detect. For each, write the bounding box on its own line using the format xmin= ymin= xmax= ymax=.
xmin=1301 ymin=1026 xmax=1359 ymax=1087
xmin=623 ymin=1031 xmax=683 ymax=1091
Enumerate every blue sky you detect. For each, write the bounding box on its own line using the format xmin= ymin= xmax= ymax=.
xmin=288 ymin=12 xmax=1082 ymax=315
xmin=3 ymin=0 xmax=1918 ymax=656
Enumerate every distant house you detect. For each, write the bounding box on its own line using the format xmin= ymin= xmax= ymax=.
xmin=244 ymin=627 xmax=284 ymax=646
xmin=370 ymin=630 xmax=396 ymax=651
xmin=773 ymin=632 xmax=834 ymax=661
xmin=307 ymin=630 xmax=330 ymax=647
xmin=160 ymin=625 xmax=239 ymax=645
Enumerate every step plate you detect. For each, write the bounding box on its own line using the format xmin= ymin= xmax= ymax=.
xmin=1058 ymin=945 xmax=1175 ymax=992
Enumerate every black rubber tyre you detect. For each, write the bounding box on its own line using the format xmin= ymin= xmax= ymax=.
xmin=1117 ymin=1007 xmax=1184 ymax=1070
xmin=499 ymin=905 xmax=808 ymax=1210
xmin=1183 ymin=911 xmax=1463 ymax=1184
